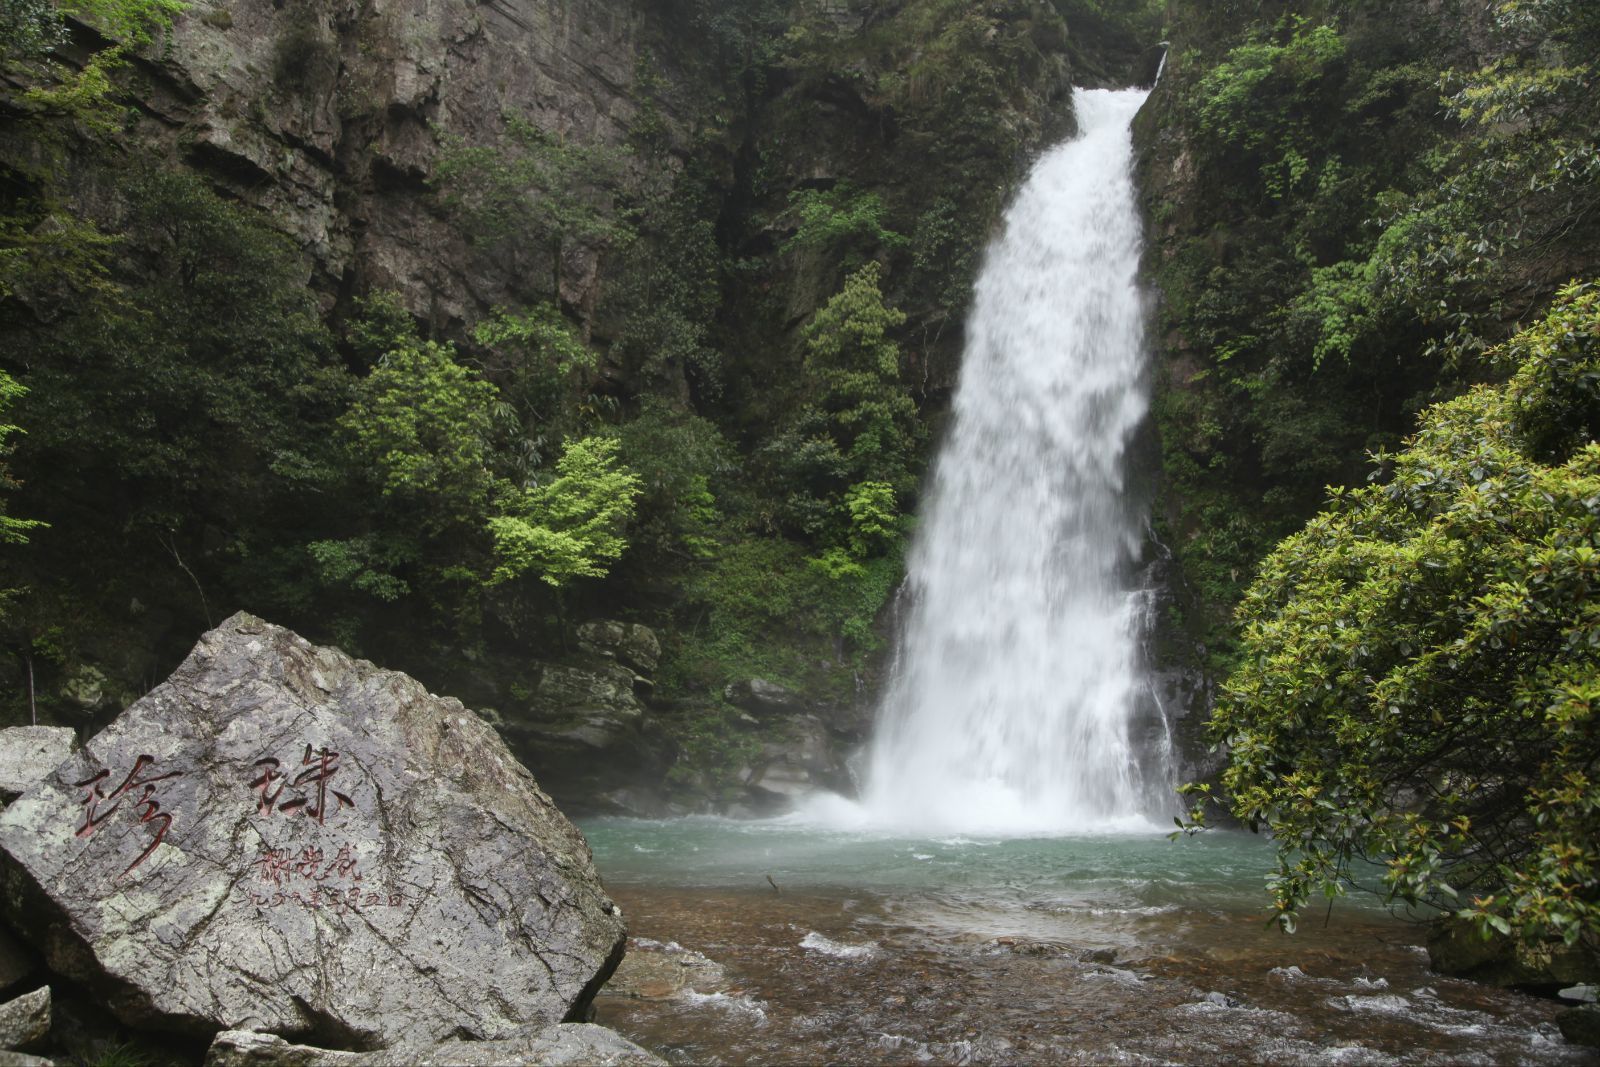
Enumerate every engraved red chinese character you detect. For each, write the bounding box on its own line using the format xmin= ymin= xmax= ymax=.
xmin=321 ymin=844 xmax=360 ymax=882
xmin=253 ymin=847 xmax=293 ymax=885
xmin=248 ymin=758 xmax=287 ymax=815
xmin=249 ymin=745 xmax=353 ymax=824
xmin=73 ymin=754 xmax=183 ymax=878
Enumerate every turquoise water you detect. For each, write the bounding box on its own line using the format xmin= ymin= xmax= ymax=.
xmin=583 ymin=816 xmax=1391 ymax=919
xmin=584 ymin=818 xmax=1583 ymax=1064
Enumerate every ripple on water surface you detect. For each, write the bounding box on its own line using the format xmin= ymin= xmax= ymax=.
xmin=584 ymin=817 xmax=1589 ymax=1066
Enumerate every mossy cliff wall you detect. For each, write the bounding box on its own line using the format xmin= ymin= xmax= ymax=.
xmin=1134 ymin=0 xmax=1600 ymax=708
xmin=2 ymin=0 xmax=1171 ymax=814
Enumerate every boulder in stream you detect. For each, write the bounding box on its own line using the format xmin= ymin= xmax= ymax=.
xmin=0 ymin=613 xmax=626 ymax=1049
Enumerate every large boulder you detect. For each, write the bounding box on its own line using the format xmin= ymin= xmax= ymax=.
xmin=723 ymin=678 xmax=806 ymax=718
xmin=1427 ymin=918 xmax=1600 ymax=992
xmin=739 ymin=715 xmax=854 ymax=812
xmin=0 ymin=987 xmax=48 ymax=1052
xmin=0 ymin=730 xmax=75 ymax=803
xmin=575 ymin=622 xmax=660 ymax=678
xmin=601 ymin=938 xmax=727 ymax=1001
xmin=0 ymin=613 xmax=625 ymax=1049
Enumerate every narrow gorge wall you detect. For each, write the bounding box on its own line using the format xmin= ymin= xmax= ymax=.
xmin=1133 ymin=0 xmax=1600 ymax=731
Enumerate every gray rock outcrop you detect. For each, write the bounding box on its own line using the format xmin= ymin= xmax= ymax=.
xmin=0 ymin=729 xmax=75 ymax=803
xmin=0 ymin=987 xmax=48 ymax=1052
xmin=497 ymin=656 xmax=668 ymax=814
xmin=739 ymin=714 xmax=853 ymax=809
xmin=0 ymin=613 xmax=625 ymax=1048
xmin=1559 ymin=1004 xmax=1600 ymax=1049
xmin=1427 ymin=918 xmax=1600 ymax=991
xmin=98 ymin=0 xmax=694 ymax=325
xmin=205 ymin=1023 xmax=664 ymax=1066
xmin=724 ymin=678 xmax=805 ymax=718
xmin=576 ymin=622 xmax=660 ymax=678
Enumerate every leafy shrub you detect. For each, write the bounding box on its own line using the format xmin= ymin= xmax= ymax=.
xmin=1190 ymin=283 xmax=1600 ymax=950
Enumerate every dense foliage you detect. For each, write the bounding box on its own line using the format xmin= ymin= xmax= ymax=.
xmin=1187 ymin=284 xmax=1600 ymax=951
xmin=1142 ymin=0 xmax=1600 ymax=671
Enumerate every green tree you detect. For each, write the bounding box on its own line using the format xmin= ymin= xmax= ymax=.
xmin=1 ymin=0 xmax=65 ymax=58
xmin=781 ymin=182 xmax=905 ymax=266
xmin=800 ymin=261 xmax=921 ymax=495
xmin=0 ymin=372 xmax=43 ymax=548
xmin=488 ymin=435 xmax=640 ymax=588
xmin=339 ymin=336 xmax=500 ymax=531
xmin=473 ymin=302 xmax=599 ymax=476
xmin=313 ymin=326 xmax=501 ymax=614
xmin=1188 ymin=283 xmax=1600 ymax=951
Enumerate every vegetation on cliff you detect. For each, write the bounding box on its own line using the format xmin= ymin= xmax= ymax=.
xmin=1140 ymin=0 xmax=1600 ymax=675
xmin=0 ymin=0 xmax=1096 ymax=807
xmin=1151 ymin=0 xmax=1600 ymax=951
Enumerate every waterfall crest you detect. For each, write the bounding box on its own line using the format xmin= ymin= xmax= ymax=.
xmin=860 ymin=88 xmax=1173 ymax=834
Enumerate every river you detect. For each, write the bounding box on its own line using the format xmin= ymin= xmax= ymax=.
xmin=585 ymin=818 xmax=1583 ymax=1064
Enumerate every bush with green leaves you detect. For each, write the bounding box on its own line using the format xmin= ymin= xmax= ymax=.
xmin=0 ymin=372 xmax=42 ymax=550
xmin=1189 ymin=282 xmax=1600 ymax=951
xmin=800 ymin=261 xmax=922 ymax=496
xmin=781 ymin=182 xmax=905 ymax=266
xmin=488 ymin=435 xmax=640 ymax=589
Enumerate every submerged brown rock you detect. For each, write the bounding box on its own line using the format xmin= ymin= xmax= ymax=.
xmin=0 ymin=613 xmax=625 ymax=1049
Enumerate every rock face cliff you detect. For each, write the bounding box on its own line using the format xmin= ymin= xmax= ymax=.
xmin=2 ymin=0 xmax=1104 ymax=815
xmin=1132 ymin=0 xmax=1600 ymax=737
xmin=75 ymin=0 xmax=695 ymax=326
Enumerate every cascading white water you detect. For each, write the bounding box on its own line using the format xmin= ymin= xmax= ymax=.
xmin=861 ymin=87 xmax=1172 ymax=834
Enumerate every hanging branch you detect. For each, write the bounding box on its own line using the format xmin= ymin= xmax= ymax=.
xmin=160 ymin=531 xmax=213 ymax=628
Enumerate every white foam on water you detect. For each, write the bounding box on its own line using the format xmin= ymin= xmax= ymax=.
xmin=799 ymin=931 xmax=878 ymax=959
xmin=681 ymin=990 xmax=768 ymax=1021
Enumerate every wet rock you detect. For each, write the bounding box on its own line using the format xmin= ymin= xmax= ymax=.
xmin=724 ymin=679 xmax=805 ymax=717
xmin=205 ymin=1024 xmax=663 ymax=1065
xmin=58 ymin=666 xmax=107 ymax=713
xmin=0 ymin=613 xmax=625 ymax=1049
xmin=498 ymin=662 xmax=665 ymax=812
xmin=741 ymin=715 xmax=853 ymax=810
xmin=992 ymin=938 xmax=1069 ymax=958
xmin=1079 ymin=947 xmax=1118 ymax=964
xmin=1427 ymin=918 xmax=1600 ymax=992
xmin=0 ymin=1052 xmax=53 ymax=1066
xmin=204 ymin=1031 xmax=359 ymax=1065
xmin=576 ymin=622 xmax=661 ymax=677
xmin=0 ymin=729 xmax=76 ymax=803
xmin=1558 ymin=1004 xmax=1600 ymax=1048
xmin=0 ymin=987 xmax=48 ymax=1051
xmin=602 ymin=939 xmax=727 ymax=1000
xmin=1201 ymin=991 xmax=1241 ymax=1008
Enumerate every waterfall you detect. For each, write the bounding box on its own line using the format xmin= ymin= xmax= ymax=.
xmin=860 ymin=88 xmax=1173 ymax=835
